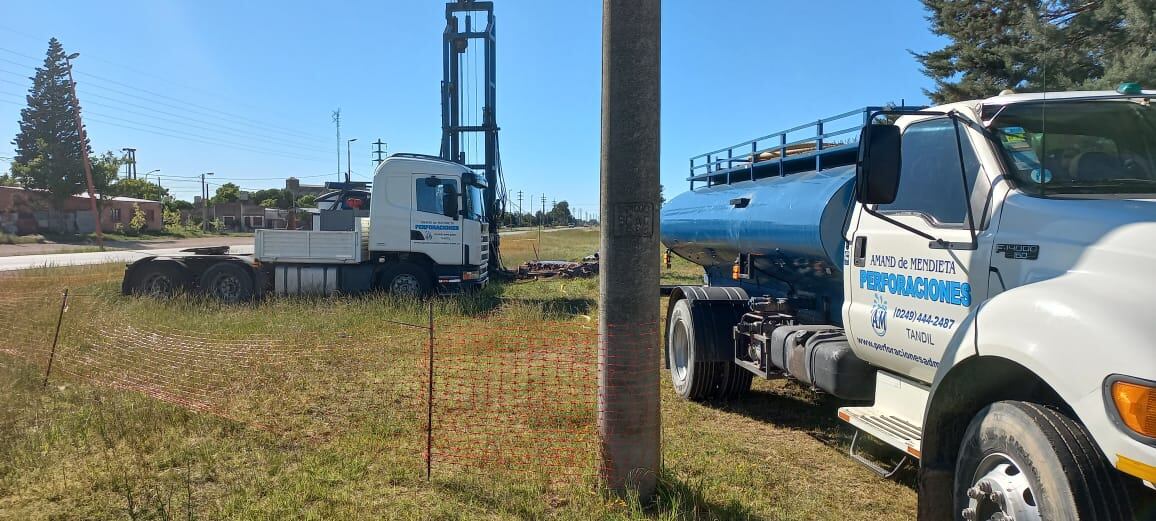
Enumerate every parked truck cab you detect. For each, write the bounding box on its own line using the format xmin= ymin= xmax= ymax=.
xmin=662 ymin=89 xmax=1156 ymax=519
xmin=122 ymin=153 xmax=488 ymax=301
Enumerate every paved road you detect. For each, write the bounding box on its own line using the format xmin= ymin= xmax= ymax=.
xmin=0 ymin=228 xmax=590 ymax=272
xmin=0 ymin=244 xmax=254 ymax=272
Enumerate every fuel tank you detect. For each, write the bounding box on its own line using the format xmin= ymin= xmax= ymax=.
xmin=661 ymin=165 xmax=855 ymax=306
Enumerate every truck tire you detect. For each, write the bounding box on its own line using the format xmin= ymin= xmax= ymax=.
xmin=131 ymin=261 xmax=190 ymax=297
xmin=380 ymin=262 xmax=432 ymax=298
xmin=667 ymin=299 xmax=750 ymax=400
xmin=199 ymin=262 xmax=255 ymax=303
xmin=715 ymin=360 xmax=753 ymax=399
xmin=954 ymin=401 xmax=1132 ymax=521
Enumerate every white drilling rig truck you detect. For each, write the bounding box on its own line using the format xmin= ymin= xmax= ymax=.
xmin=121 ymin=154 xmax=489 ymax=301
xmin=662 ymin=86 xmax=1156 ymax=519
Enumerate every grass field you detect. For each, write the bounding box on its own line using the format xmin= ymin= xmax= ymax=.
xmin=0 ymin=228 xmax=917 ymax=520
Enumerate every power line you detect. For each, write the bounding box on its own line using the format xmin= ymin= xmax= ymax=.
xmin=0 ymin=67 xmax=330 ymax=154
xmin=0 ymin=93 xmax=328 ymax=162
xmin=0 ymin=98 xmax=327 ymax=162
xmin=0 ymin=47 xmax=325 ymax=141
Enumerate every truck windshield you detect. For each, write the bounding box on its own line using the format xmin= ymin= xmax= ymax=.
xmin=991 ymin=100 xmax=1156 ymax=196
xmin=465 ymin=184 xmax=486 ymax=221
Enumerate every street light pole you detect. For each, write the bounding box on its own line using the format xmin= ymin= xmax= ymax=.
xmin=201 ymin=172 xmax=214 ymax=231
xmin=63 ymin=52 xmax=103 ymax=249
xmin=143 ymin=169 xmax=161 ymax=201
xmin=346 ymin=138 xmax=358 ymax=182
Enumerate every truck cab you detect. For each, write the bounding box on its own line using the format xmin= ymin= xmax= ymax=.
xmin=368 ymin=153 xmax=489 ymax=290
xmin=662 ymin=89 xmax=1156 ymax=519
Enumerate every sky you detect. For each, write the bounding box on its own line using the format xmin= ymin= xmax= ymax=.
xmin=0 ymin=0 xmax=946 ymax=219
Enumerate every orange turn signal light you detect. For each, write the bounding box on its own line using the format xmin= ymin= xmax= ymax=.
xmin=731 ymin=263 xmax=740 ymax=280
xmin=1111 ymin=380 xmax=1156 ymax=438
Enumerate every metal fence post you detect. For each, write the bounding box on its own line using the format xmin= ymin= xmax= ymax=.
xmin=426 ymin=300 xmax=435 ymax=480
xmin=42 ymin=288 xmax=68 ymax=388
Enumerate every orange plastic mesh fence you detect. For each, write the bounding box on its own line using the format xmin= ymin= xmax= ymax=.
xmin=0 ymin=284 xmax=664 ymax=481
xmin=419 ymin=321 xmax=660 ymax=479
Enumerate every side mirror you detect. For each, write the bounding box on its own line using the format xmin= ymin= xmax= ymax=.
xmin=857 ymin=124 xmax=902 ymax=204
xmin=442 ymin=189 xmax=459 ymax=220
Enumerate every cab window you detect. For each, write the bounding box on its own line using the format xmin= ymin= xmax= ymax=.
xmin=415 ymin=178 xmax=457 ymax=215
xmin=877 ymin=118 xmax=981 ymax=226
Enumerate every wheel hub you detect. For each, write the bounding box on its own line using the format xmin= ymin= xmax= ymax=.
xmin=142 ymin=274 xmax=173 ymax=296
xmin=962 ymin=454 xmax=1040 ymax=521
xmin=391 ymin=274 xmax=421 ymax=297
xmin=214 ymin=275 xmax=241 ymax=300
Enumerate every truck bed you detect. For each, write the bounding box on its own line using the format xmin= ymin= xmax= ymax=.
xmin=254 ymin=218 xmax=370 ymax=264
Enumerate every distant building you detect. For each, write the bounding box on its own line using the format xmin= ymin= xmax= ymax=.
xmin=285 ymin=177 xmax=327 ymax=198
xmin=0 ymin=186 xmax=162 ymax=234
xmin=183 ymin=196 xmax=306 ymax=232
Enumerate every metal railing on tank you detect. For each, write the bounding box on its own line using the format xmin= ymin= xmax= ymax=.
xmin=686 ymin=106 xmax=925 ymax=190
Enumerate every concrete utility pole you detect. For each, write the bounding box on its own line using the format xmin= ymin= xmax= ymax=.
xmin=332 ymin=109 xmax=342 ymax=182
xmin=372 ymin=139 xmax=387 ymax=165
xmin=516 ymin=190 xmax=524 ymax=226
xmin=121 ymin=148 xmax=137 ymax=179
xmin=63 ymin=53 xmax=103 ymax=249
xmin=201 ymin=172 xmax=214 ymax=231
xmin=598 ymin=0 xmax=661 ymax=500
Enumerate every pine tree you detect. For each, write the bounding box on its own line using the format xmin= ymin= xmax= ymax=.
xmin=914 ymin=0 xmax=1156 ymax=103
xmin=10 ymin=38 xmax=92 ymax=201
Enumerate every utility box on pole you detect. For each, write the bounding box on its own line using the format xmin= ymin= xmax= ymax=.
xmin=598 ymin=0 xmax=661 ymax=501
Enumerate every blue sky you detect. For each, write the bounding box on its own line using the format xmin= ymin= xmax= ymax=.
xmin=0 ymin=1 xmax=945 ymax=219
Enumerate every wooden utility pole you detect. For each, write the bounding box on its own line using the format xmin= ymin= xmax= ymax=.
xmin=598 ymin=0 xmax=661 ymax=500
xmin=63 ymin=53 xmax=103 ymax=249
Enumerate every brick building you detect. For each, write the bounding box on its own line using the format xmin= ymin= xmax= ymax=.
xmin=0 ymin=186 xmax=162 ymax=235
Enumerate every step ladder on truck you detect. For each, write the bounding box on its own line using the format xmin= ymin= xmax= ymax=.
xmin=661 ymin=86 xmax=1156 ymax=519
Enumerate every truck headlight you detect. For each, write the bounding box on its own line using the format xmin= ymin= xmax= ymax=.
xmin=462 ymin=270 xmax=479 ymax=281
xmin=1107 ymin=375 xmax=1156 ymax=439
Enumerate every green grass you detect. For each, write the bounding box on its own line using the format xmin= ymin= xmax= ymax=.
xmin=0 ymin=229 xmax=917 ymax=520
xmin=0 ymin=232 xmax=44 ymax=245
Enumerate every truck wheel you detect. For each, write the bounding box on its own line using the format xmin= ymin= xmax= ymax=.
xmin=954 ymin=401 xmax=1132 ymax=521
xmin=716 ymin=361 xmax=753 ymax=399
xmin=667 ymin=299 xmax=721 ymax=400
xmin=131 ymin=261 xmax=190 ymax=297
xmin=381 ymin=263 xmax=432 ymax=298
xmin=199 ymin=262 xmax=255 ymax=303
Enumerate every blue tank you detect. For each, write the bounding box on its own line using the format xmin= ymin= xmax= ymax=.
xmin=661 ymin=165 xmax=855 ymax=322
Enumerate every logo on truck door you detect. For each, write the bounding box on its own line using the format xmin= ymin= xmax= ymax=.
xmin=870 ymin=294 xmax=888 ymax=336
xmin=859 ymin=269 xmax=972 ymax=307
xmin=413 ymin=220 xmax=460 ymax=243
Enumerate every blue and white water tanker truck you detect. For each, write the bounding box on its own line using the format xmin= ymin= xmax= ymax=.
xmin=661 ymin=87 xmax=1156 ymax=519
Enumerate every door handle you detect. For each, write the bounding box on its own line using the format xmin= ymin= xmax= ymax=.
xmin=853 ymin=236 xmax=867 ymax=267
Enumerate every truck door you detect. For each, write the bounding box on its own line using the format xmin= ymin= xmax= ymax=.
xmin=411 ymin=175 xmax=464 ymax=266
xmin=846 ymin=116 xmax=993 ymax=383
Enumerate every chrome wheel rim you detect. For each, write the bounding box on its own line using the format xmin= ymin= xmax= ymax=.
xmin=670 ymin=318 xmax=690 ymax=383
xmin=962 ymin=452 xmax=1041 ymax=521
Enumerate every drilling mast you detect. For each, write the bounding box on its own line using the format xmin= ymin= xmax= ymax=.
xmin=441 ymin=0 xmax=503 ymax=271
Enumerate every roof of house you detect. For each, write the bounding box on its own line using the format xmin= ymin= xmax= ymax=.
xmin=72 ymin=192 xmax=161 ymax=204
xmin=0 ymin=186 xmax=160 ymax=204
